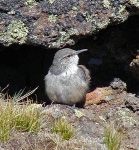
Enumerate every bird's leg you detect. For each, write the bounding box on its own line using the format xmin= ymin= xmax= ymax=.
xmin=72 ymin=104 xmax=76 ymax=108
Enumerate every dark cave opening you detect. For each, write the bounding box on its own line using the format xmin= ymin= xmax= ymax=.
xmin=0 ymin=45 xmax=57 ymax=103
xmin=72 ymin=15 xmax=139 ymax=94
xmin=0 ymin=15 xmax=139 ymax=104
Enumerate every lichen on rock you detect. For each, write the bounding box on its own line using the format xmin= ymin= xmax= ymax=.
xmin=0 ymin=0 xmax=138 ymax=48
xmin=0 ymin=20 xmax=28 ymax=46
xmin=24 ymin=0 xmax=37 ymax=7
xmin=129 ymin=0 xmax=139 ymax=7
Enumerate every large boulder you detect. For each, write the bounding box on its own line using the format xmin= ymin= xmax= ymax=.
xmin=0 ymin=0 xmax=139 ymax=48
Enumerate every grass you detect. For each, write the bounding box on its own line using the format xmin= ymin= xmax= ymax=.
xmin=0 ymin=87 xmax=110 ymax=150
xmin=51 ymin=117 xmax=75 ymax=140
xmin=0 ymin=88 xmax=41 ymax=142
xmin=0 ymin=87 xmax=75 ymax=149
xmin=14 ymin=103 xmax=41 ymax=133
xmin=103 ymin=122 xmax=123 ymax=150
xmin=12 ymin=88 xmax=26 ymax=102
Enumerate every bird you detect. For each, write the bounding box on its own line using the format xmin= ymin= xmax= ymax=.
xmin=44 ymin=48 xmax=90 ymax=107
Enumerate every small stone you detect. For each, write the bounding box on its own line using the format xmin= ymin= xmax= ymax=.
xmin=125 ymin=94 xmax=139 ymax=112
xmin=110 ymin=78 xmax=127 ymax=92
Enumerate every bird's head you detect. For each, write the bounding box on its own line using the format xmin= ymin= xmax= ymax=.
xmin=53 ymin=48 xmax=88 ymax=66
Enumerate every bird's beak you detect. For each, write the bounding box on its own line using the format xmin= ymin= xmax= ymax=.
xmin=75 ymin=49 xmax=88 ymax=55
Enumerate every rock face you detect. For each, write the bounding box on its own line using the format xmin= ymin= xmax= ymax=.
xmin=0 ymin=0 xmax=139 ymax=48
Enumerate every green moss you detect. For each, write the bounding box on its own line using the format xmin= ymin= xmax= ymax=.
xmin=117 ymin=110 xmax=139 ymax=126
xmin=8 ymin=10 xmax=15 ymax=15
xmin=72 ymin=6 xmax=78 ymax=11
xmin=68 ymin=28 xmax=79 ymax=36
xmin=74 ymin=109 xmax=85 ymax=118
xmin=83 ymin=12 xmax=92 ymax=23
xmin=130 ymin=0 xmax=139 ymax=7
xmin=48 ymin=14 xmax=57 ymax=23
xmin=50 ymin=28 xmax=78 ymax=48
xmin=24 ymin=0 xmax=37 ymax=7
xmin=0 ymin=20 xmax=28 ymax=46
xmin=57 ymin=31 xmax=70 ymax=45
xmin=96 ymin=18 xmax=110 ymax=29
xmin=49 ymin=0 xmax=55 ymax=4
xmin=103 ymin=0 xmax=110 ymax=8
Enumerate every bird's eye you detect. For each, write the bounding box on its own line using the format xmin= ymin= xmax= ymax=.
xmin=66 ymin=55 xmax=71 ymax=58
xmin=61 ymin=55 xmax=71 ymax=61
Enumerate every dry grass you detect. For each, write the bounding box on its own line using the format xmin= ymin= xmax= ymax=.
xmin=0 ymin=88 xmax=84 ymax=150
xmin=51 ymin=117 xmax=75 ymax=140
xmin=0 ymin=88 xmax=78 ymax=149
xmin=0 ymin=88 xmax=41 ymax=142
xmin=103 ymin=122 xmax=124 ymax=150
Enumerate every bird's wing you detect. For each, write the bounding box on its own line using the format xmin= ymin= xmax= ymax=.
xmin=78 ymin=65 xmax=91 ymax=84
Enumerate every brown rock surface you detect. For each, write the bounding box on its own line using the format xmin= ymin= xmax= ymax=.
xmin=0 ymin=0 xmax=138 ymax=48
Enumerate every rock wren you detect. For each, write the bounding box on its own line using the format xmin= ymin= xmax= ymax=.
xmin=44 ymin=48 xmax=90 ymax=107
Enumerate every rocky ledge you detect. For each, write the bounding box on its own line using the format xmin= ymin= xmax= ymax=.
xmin=0 ymin=0 xmax=139 ymax=48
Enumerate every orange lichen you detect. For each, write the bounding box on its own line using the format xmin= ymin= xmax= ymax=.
xmin=85 ymin=87 xmax=113 ymax=105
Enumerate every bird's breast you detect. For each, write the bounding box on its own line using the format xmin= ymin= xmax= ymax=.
xmin=60 ymin=65 xmax=78 ymax=77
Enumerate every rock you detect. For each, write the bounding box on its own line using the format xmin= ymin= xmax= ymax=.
xmin=110 ymin=78 xmax=127 ymax=92
xmin=85 ymin=79 xmax=127 ymax=106
xmin=41 ymin=104 xmax=105 ymax=149
xmin=130 ymin=53 xmax=139 ymax=80
xmin=0 ymin=0 xmax=138 ymax=48
xmin=85 ymin=87 xmax=114 ymax=105
xmin=105 ymin=107 xmax=139 ymax=150
xmin=125 ymin=93 xmax=139 ymax=112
